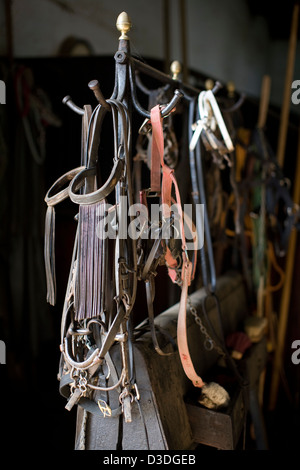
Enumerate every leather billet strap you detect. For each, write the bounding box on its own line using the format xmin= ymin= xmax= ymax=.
xmin=177 ymin=259 xmax=205 ymax=388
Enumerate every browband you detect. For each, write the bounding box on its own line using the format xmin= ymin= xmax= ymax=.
xmin=68 ymin=159 xmax=124 ymax=205
xmin=45 ymin=166 xmax=85 ymax=207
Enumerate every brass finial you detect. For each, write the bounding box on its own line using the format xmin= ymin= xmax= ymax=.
xmin=116 ymin=12 xmax=132 ymax=40
xmin=205 ymin=78 xmax=214 ymax=90
xmin=227 ymin=81 xmax=235 ymax=98
xmin=170 ymin=60 xmax=182 ymax=80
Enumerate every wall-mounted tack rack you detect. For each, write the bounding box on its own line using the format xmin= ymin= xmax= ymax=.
xmin=60 ymin=11 xmax=225 ymax=299
xmin=53 ymin=11 xmax=252 ymax=450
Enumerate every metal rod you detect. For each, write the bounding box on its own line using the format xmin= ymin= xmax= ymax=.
xmin=130 ymin=56 xmax=200 ymax=98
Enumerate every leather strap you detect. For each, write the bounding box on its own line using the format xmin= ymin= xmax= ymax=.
xmin=44 ymin=166 xmax=85 ymax=305
xmin=150 ymin=119 xmax=161 ymax=193
xmin=45 ymin=166 xmax=85 ymax=206
xmin=177 ymin=258 xmax=204 ymax=388
xmin=68 ymin=161 xmax=124 ymax=205
xmin=150 ymin=105 xmax=191 ymax=284
xmin=68 ymin=102 xmax=125 ymax=205
xmin=150 ymin=104 xmax=202 ymax=386
xmin=59 ymin=371 xmax=122 ymax=418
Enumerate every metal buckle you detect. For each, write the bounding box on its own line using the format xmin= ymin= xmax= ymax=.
xmin=143 ymin=187 xmax=161 ymax=198
xmin=138 ymin=105 xmax=176 ymax=135
xmin=98 ymin=399 xmax=112 ymax=417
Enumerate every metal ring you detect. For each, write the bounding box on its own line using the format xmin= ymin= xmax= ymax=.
xmin=68 ymin=326 xmax=92 ymax=336
xmin=204 ymin=338 xmax=214 ymax=351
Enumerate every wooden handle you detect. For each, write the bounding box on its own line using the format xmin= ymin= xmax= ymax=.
xmin=257 ymin=75 xmax=271 ymax=129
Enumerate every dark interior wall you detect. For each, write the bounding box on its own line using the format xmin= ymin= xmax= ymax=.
xmin=0 ymin=52 xmax=300 ymax=451
xmin=0 ymin=1 xmax=300 ymax=453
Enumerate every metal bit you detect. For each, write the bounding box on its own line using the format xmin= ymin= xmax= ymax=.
xmin=65 ymin=387 xmax=83 ymax=411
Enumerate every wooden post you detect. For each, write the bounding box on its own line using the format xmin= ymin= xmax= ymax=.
xmin=256 ymin=75 xmax=271 ymax=319
xmin=276 ymin=2 xmax=299 ymax=168
xmin=257 ymin=75 xmax=271 ymax=131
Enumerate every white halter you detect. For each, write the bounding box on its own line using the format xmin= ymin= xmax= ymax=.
xmin=189 ymin=89 xmax=234 ymax=157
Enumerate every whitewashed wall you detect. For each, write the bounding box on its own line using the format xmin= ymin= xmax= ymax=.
xmin=1 ymin=0 xmax=300 ymax=114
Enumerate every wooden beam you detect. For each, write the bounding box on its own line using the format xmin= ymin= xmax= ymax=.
xmin=256 ymin=75 xmax=271 ymax=319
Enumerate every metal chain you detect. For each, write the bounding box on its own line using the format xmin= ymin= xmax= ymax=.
xmin=187 ymin=296 xmax=225 ymax=357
